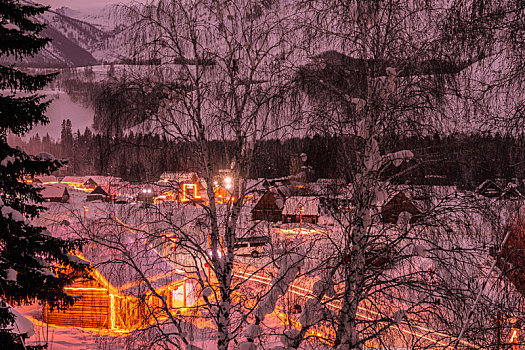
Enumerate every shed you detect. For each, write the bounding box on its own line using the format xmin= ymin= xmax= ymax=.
xmin=43 ymin=241 xmax=196 ymax=330
xmin=40 ymin=184 xmax=69 ymax=203
xmin=381 ymin=191 xmax=421 ymax=224
xmin=282 ymin=196 xmax=320 ymax=224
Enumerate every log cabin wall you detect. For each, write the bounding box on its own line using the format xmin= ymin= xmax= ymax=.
xmin=43 ymin=278 xmax=110 ymax=328
xmin=43 ymin=277 xmax=194 ymax=330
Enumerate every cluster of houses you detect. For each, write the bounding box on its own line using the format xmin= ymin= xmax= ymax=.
xmin=36 ymin=173 xmax=525 ymax=333
xmin=250 ymin=179 xmax=425 ymax=225
xmin=32 ymin=171 xmax=235 ymax=205
xmin=31 ymin=175 xmax=126 ymax=203
xmin=34 ymin=169 xmax=525 ymax=225
xmin=33 ymin=157 xmax=525 ymax=331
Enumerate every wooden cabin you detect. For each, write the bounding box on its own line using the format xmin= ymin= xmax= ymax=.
xmin=40 ymin=184 xmax=69 ymax=203
xmin=43 ymin=242 xmax=197 ymax=330
xmin=381 ymin=191 xmax=421 ymax=224
xmin=282 ymin=196 xmax=320 ymax=224
xmin=83 ymin=176 xmax=124 ymax=190
xmin=252 ymin=188 xmax=286 ymax=222
xmin=87 ymin=185 xmax=114 ymax=202
xmin=60 ymin=176 xmax=86 ymax=188
xmin=476 ymin=180 xmax=503 ymax=198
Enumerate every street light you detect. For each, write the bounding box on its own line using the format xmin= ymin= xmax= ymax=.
xmin=224 ymin=177 xmax=232 ymax=190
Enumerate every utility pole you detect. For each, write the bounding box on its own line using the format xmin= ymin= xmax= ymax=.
xmin=497 ymin=311 xmax=501 ymax=350
xmin=299 ymin=206 xmax=304 ymax=234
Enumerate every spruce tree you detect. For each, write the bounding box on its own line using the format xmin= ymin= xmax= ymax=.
xmin=0 ymin=0 xmax=87 ymax=348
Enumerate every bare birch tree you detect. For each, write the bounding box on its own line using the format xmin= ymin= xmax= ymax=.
xmin=76 ymin=1 xmax=309 ymax=349
xmin=274 ymin=1 xmax=525 ymax=349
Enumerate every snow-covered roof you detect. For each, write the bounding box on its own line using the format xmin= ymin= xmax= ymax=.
xmin=40 ymin=184 xmax=68 ymax=198
xmin=81 ymin=238 xmax=184 ymax=295
xmin=282 ymin=196 xmax=320 ymax=216
xmin=84 ymin=176 xmax=123 ymax=186
xmin=476 ymin=179 xmax=502 ymax=197
xmin=159 ymin=171 xmax=198 ymax=183
xmin=34 ymin=175 xmax=58 ymax=183
xmin=61 ymin=176 xmax=86 ymax=184
xmin=90 ymin=184 xmax=121 ymax=196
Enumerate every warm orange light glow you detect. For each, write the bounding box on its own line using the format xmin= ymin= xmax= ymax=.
xmin=510 ymin=329 xmax=519 ymax=350
xmin=64 ymin=287 xmax=108 ymax=292
xmin=117 ymin=270 xmax=181 ymax=293
xmin=275 ymin=227 xmax=325 ymax=235
xmin=109 ymin=294 xmax=116 ymax=329
xmin=181 ymin=183 xmax=201 ymax=202
xmin=233 ymin=268 xmax=480 ymax=349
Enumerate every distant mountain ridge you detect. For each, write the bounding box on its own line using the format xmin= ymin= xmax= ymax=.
xmin=2 ymin=5 xmax=123 ymax=67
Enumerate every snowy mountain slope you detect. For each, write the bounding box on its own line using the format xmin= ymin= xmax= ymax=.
xmin=1 ymin=6 xmax=122 ymax=67
xmin=55 ymin=6 xmax=118 ymax=33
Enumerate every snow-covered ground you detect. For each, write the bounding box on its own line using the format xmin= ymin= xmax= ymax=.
xmin=20 ymin=303 xmax=221 ymax=350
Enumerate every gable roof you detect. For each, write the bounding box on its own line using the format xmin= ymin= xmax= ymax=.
xmin=84 ymin=176 xmax=123 ymax=186
xmin=34 ymin=175 xmax=58 ymax=184
xmin=282 ymin=196 xmax=320 ymax=216
xmin=61 ymin=176 xmax=86 ymax=184
xmin=40 ymin=184 xmax=68 ymax=199
xmin=252 ymin=188 xmax=286 ymax=212
xmin=476 ymin=180 xmax=503 ymax=197
xmin=80 ymin=238 xmax=183 ymax=296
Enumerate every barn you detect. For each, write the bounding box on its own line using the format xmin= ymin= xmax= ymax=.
xmin=43 ymin=241 xmax=197 ymax=330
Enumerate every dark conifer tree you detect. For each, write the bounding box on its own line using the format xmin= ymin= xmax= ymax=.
xmin=0 ymin=1 xmax=87 ymax=348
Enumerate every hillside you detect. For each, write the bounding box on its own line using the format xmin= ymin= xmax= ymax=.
xmin=1 ymin=6 xmax=123 ymax=67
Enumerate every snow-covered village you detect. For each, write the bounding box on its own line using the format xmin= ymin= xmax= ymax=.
xmin=5 ymin=0 xmax=525 ymax=349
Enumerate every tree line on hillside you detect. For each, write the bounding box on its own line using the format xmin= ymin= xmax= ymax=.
xmin=11 ymin=121 xmax=525 ymax=187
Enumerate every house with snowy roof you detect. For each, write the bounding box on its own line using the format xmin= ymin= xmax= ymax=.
xmin=86 ymin=185 xmax=116 ymax=202
xmin=381 ymin=191 xmax=422 ymax=224
xmin=252 ymin=187 xmax=287 ymax=222
xmin=476 ymin=180 xmax=503 ymax=198
xmin=40 ymin=184 xmax=69 ymax=203
xmin=83 ymin=176 xmax=123 ymax=190
xmin=33 ymin=175 xmax=58 ymax=184
xmin=282 ymin=196 xmax=320 ymax=224
xmin=60 ymin=176 xmax=86 ymax=188
xmin=43 ymin=240 xmax=196 ymax=330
